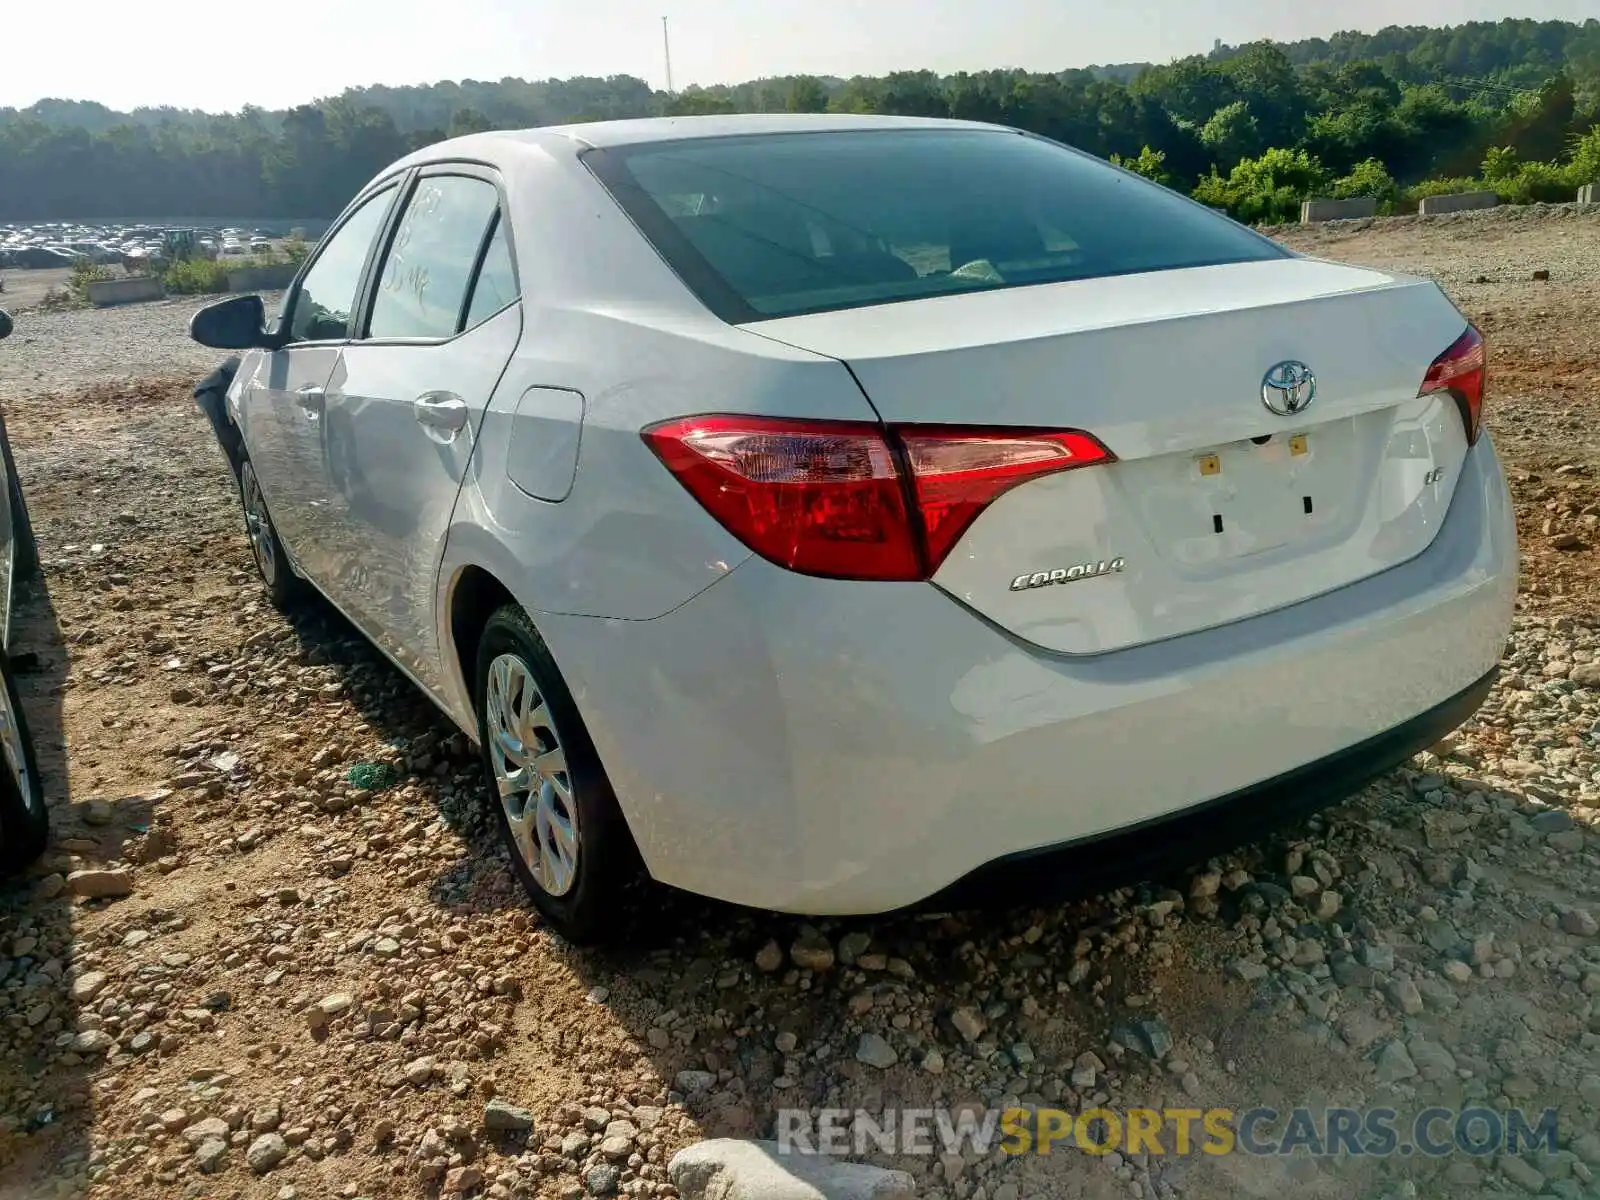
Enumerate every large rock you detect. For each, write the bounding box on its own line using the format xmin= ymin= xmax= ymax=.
xmin=67 ymin=869 xmax=134 ymax=898
xmin=246 ymin=1132 xmax=288 ymax=1173
xmin=483 ymin=1099 xmax=534 ymax=1131
xmin=71 ymin=971 xmax=110 ymax=1002
xmin=949 ymin=1006 xmax=986 ymax=1043
xmin=194 ymin=1138 xmax=228 ymax=1172
xmin=1375 ymin=1040 xmax=1417 ymax=1083
xmin=443 ymin=1166 xmax=484 ymax=1194
xmin=675 ymin=1069 xmax=717 ymax=1095
xmin=670 ymin=1139 xmax=915 ymax=1200
xmin=855 ymin=1033 xmax=897 ymax=1069
xmin=790 ymin=929 xmax=835 ymax=971
xmin=182 ymin=1117 xmax=232 ymax=1148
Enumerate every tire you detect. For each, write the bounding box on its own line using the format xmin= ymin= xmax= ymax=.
xmin=237 ymin=458 xmax=304 ymax=611
xmin=0 ymin=408 xmax=38 ymax=585
xmin=0 ymin=646 xmax=45 ymax=874
xmin=474 ymin=604 xmax=638 ymax=942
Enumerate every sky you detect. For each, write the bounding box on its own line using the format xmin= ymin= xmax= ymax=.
xmin=3 ymin=0 xmax=1596 ymax=113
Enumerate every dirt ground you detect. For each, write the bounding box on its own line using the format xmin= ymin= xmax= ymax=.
xmin=0 ymin=267 xmax=73 ymax=312
xmin=0 ymin=206 xmax=1598 ymax=1200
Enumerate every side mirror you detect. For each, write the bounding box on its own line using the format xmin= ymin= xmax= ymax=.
xmin=190 ymin=294 xmax=269 ymax=350
xmin=0 ymin=310 xmax=12 ymax=341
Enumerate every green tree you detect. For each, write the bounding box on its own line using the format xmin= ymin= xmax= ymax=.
xmin=1481 ymin=145 xmax=1520 ymax=179
xmin=1131 ymin=57 xmax=1236 ymax=126
xmin=1504 ymin=74 xmax=1577 ymax=163
xmin=1569 ymin=123 xmax=1600 ymax=182
xmin=878 ymin=71 xmax=947 ymax=118
xmin=1216 ymin=42 xmax=1307 ymax=149
xmin=1199 ymin=100 xmax=1263 ymax=167
xmin=449 ymin=107 xmax=494 ymax=137
xmin=828 ymin=77 xmax=883 ymax=114
xmin=786 ymin=76 xmax=829 ymax=113
xmin=1332 ymin=157 xmax=1399 ymax=207
xmin=664 ymin=88 xmax=738 ymax=117
xmin=1192 ymin=147 xmax=1331 ymax=223
xmin=1 ymin=18 xmax=1597 ymax=222
xmin=1110 ymin=145 xmax=1171 ymax=184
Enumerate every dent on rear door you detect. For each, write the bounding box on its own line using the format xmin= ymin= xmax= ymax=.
xmin=322 ymin=306 xmax=522 ymax=695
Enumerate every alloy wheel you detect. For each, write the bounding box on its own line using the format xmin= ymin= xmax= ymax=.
xmin=0 ymin=669 xmax=36 ymax=819
xmin=240 ymin=465 xmax=277 ymax=586
xmin=485 ymin=652 xmax=579 ymax=896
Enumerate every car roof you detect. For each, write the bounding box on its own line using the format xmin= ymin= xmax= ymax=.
xmin=532 ymin=113 xmax=1001 ymax=147
xmin=386 ymin=113 xmax=1009 ymax=175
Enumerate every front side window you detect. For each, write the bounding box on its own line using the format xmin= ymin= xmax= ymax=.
xmin=587 ymin=129 xmax=1288 ymax=321
xmin=285 ymin=187 xmax=394 ymax=343
xmin=368 ymin=175 xmax=501 ymax=339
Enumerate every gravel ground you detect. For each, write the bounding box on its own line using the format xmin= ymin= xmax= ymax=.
xmin=0 ymin=206 xmax=1597 ymax=1200
xmin=0 ymin=291 xmax=285 ymax=401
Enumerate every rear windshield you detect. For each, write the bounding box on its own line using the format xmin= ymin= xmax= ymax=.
xmin=586 ymin=128 xmax=1287 ymax=322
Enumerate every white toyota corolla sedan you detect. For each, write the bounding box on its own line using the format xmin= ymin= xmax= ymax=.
xmin=189 ymin=114 xmax=1516 ymax=941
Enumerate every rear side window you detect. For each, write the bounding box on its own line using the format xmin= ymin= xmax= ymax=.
xmin=368 ymin=175 xmax=501 ymax=339
xmin=588 ymin=129 xmax=1287 ymax=322
xmin=462 ymin=215 xmax=518 ymax=330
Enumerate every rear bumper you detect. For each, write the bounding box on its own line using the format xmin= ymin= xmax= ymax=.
xmin=923 ymin=664 xmax=1496 ymax=911
xmin=537 ymin=436 xmax=1516 ymax=914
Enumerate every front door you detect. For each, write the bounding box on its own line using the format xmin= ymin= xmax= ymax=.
xmin=319 ymin=172 xmax=521 ymax=693
xmin=242 ymin=345 xmax=341 ymax=564
xmin=236 ymin=184 xmax=398 ymax=573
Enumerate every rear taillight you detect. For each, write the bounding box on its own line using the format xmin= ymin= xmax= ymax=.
xmin=898 ymin=429 xmax=1113 ymax=569
xmin=643 ymin=416 xmax=1113 ymax=580
xmin=1420 ymin=325 xmax=1486 ymax=446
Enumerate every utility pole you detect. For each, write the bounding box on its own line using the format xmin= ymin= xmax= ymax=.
xmin=662 ymin=16 xmax=674 ymax=95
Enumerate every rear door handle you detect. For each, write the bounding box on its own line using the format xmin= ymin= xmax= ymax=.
xmin=413 ymin=391 xmax=469 ymax=440
xmin=295 ymin=384 xmax=325 ymax=415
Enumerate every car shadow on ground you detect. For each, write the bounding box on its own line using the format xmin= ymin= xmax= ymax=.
xmin=0 ymin=568 xmax=91 ymax=1190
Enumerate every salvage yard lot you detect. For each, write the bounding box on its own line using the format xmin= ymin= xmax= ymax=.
xmin=0 ymin=205 xmax=1598 ymax=1200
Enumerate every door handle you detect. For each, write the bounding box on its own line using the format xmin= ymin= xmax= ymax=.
xmin=413 ymin=392 xmax=469 ymax=437
xmin=295 ymin=384 xmax=325 ymax=415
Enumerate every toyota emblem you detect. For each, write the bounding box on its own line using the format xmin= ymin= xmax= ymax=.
xmin=1261 ymin=361 xmax=1316 ymax=416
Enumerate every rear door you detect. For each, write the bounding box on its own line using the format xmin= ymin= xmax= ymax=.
xmin=319 ymin=168 xmax=521 ymax=693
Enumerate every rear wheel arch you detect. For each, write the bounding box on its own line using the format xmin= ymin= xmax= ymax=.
xmin=447 ymin=564 xmax=518 ymax=714
xmin=452 ymin=581 xmax=646 ymax=940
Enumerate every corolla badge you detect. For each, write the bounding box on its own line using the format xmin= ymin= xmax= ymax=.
xmin=1261 ymin=360 xmax=1316 ymax=416
xmin=1009 ymin=558 xmax=1126 ymax=592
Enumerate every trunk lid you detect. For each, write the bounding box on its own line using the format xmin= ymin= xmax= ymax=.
xmin=747 ymin=257 xmax=1474 ymax=654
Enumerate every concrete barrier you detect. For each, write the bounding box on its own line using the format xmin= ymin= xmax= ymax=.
xmin=1300 ymin=197 xmax=1377 ymax=223
xmin=1580 ymin=184 xmax=1597 ymax=205
xmin=86 ymin=276 xmax=166 ymax=307
xmin=1418 ymin=191 xmax=1501 ymax=216
xmin=226 ymin=263 xmax=298 ymax=292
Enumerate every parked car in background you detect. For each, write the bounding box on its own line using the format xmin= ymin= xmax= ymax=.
xmin=188 ymin=114 xmax=1515 ymax=941
xmin=0 ymin=307 xmax=46 ymax=874
xmin=9 ymin=247 xmax=76 ymax=269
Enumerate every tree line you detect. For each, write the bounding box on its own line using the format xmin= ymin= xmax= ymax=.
xmin=2 ymin=18 xmax=1598 ymax=224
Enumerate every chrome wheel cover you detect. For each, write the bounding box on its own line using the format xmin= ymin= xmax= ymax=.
xmin=485 ymin=653 xmax=578 ymax=896
xmin=240 ymin=465 xmax=277 ymax=586
xmin=0 ymin=671 xmax=36 ymax=820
